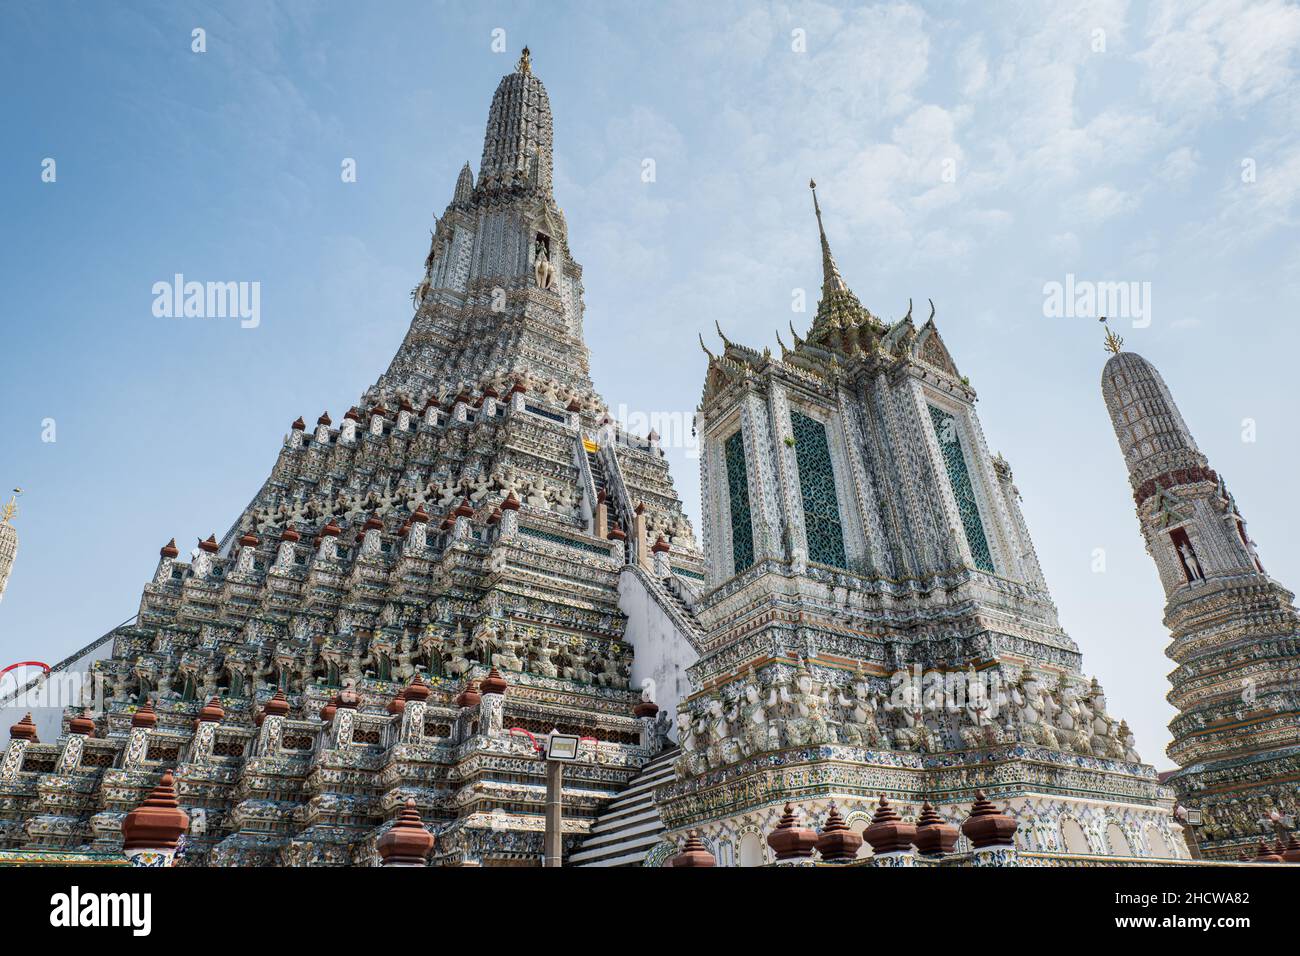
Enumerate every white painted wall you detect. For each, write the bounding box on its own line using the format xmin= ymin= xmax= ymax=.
xmin=0 ymin=638 xmax=115 ymax=751
xmin=619 ymin=569 xmax=697 ymax=738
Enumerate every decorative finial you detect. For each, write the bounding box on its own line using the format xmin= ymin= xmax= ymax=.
xmin=1101 ymin=316 xmax=1124 ymax=355
xmin=808 ymin=177 xmax=849 ymax=299
xmin=517 ymin=46 xmax=531 ymax=74
xmin=1 ymin=488 xmax=20 ymax=526
xmin=698 ymin=332 xmax=717 ymax=362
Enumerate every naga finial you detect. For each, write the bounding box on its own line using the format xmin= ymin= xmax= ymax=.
xmin=904 ymin=298 xmax=913 ymax=322
xmin=1101 ymin=316 xmax=1124 ymax=355
xmin=927 ymin=298 xmax=936 ymax=323
xmin=698 ymin=333 xmax=717 ymax=362
xmin=714 ymin=320 xmax=733 ymax=349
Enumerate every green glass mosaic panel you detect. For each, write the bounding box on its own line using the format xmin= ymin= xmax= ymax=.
xmin=927 ymin=404 xmax=995 ymax=573
xmin=724 ymin=430 xmax=755 ymax=573
xmin=790 ymin=411 xmax=847 ymax=569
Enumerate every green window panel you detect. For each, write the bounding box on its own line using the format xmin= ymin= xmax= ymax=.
xmin=927 ymin=404 xmax=995 ymax=573
xmin=724 ymin=430 xmax=755 ymax=573
xmin=790 ymin=411 xmax=847 ymax=569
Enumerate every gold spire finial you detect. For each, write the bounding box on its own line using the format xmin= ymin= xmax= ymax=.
xmin=1101 ymin=317 xmax=1124 ymax=355
xmin=517 ymin=47 xmax=531 ymax=75
xmin=1 ymin=489 xmax=20 ymax=526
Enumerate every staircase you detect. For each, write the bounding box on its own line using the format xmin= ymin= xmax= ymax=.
xmin=570 ymin=747 xmax=677 ymax=867
xmin=658 ymin=579 xmax=699 ymax=629
xmin=585 ymin=445 xmax=608 ymax=500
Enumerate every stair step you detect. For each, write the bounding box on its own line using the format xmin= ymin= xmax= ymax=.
xmin=568 ymin=749 xmax=679 ymax=867
xmin=572 ymin=845 xmax=659 ymax=867
xmin=605 ymin=769 xmax=673 ymax=803
xmin=572 ymin=832 xmax=665 ymax=868
xmin=588 ymin=806 xmax=661 ymax=834
xmin=576 ymin=818 xmax=665 ymax=850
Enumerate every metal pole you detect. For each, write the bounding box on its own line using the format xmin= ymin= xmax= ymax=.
xmin=544 ymin=760 xmax=563 ymax=867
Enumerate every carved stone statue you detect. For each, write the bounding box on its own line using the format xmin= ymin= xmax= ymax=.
xmin=533 ymin=240 xmax=556 ymax=290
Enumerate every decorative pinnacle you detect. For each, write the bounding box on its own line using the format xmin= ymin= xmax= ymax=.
xmin=1101 ymin=316 xmax=1124 ymax=355
xmin=1 ymin=488 xmax=20 ymax=526
xmin=517 ymin=46 xmax=531 ymax=75
xmin=810 ymin=178 xmax=849 ymax=295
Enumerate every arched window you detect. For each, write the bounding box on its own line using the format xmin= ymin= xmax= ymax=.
xmin=1060 ymin=818 xmax=1090 ymax=854
xmin=1106 ymin=822 xmax=1133 ymax=857
xmin=715 ymin=839 xmax=735 ymax=868
xmin=724 ymin=430 xmax=755 ymax=573
xmin=1146 ymin=824 xmax=1173 ymax=859
xmin=738 ymin=831 xmax=764 ymax=867
xmin=790 ymin=411 xmax=847 ymax=568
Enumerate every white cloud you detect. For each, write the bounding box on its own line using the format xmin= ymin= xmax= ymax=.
xmin=1159 ymin=146 xmax=1201 ymax=186
xmin=1066 ymin=184 xmax=1138 ymax=224
xmin=1139 ymin=0 xmax=1300 ymax=116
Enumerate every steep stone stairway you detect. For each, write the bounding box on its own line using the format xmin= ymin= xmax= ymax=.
xmin=658 ymin=581 xmax=699 ymax=630
xmin=569 ymin=747 xmax=678 ymax=867
xmin=585 ymin=445 xmax=608 ymax=500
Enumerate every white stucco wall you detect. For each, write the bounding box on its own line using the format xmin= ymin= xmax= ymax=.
xmin=619 ymin=569 xmax=698 ymax=738
xmin=0 ymin=637 xmax=116 ymax=751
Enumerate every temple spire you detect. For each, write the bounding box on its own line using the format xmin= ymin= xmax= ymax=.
xmin=479 ymin=48 xmax=553 ymax=194
xmin=806 ymin=179 xmax=872 ymax=336
xmin=810 ymin=179 xmax=849 ymax=295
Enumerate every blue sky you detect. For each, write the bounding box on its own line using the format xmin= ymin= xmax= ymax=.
xmin=2 ymin=0 xmax=1299 ymax=768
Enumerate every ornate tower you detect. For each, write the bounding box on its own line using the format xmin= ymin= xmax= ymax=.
xmin=1101 ymin=332 xmax=1300 ymax=860
xmin=0 ymin=52 xmax=705 ymax=867
xmin=655 ymin=183 xmax=1186 ymax=866
xmin=0 ymin=491 xmax=18 ymax=604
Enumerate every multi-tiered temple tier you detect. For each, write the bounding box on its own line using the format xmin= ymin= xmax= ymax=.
xmin=0 ymin=52 xmax=705 ymax=866
xmin=1102 ymin=339 xmax=1300 ymax=861
xmin=652 ymin=183 xmax=1189 ymax=866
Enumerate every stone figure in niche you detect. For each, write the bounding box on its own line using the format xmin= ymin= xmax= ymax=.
xmin=533 ymin=238 xmax=555 ymax=290
xmin=1178 ymin=542 xmax=1204 ymax=581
